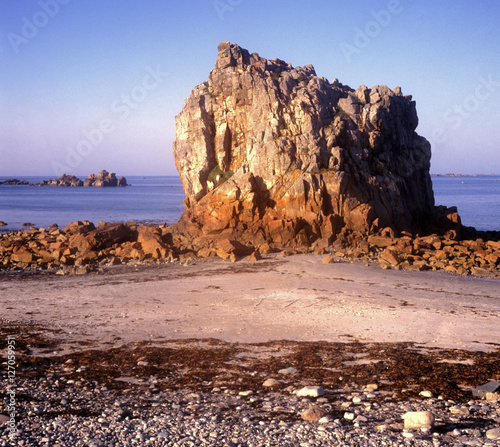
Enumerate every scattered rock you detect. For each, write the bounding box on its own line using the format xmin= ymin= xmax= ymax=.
xmin=296 ymin=386 xmax=326 ymax=398
xmin=473 ymin=381 xmax=500 ymax=398
xmin=402 ymin=411 xmax=435 ymax=429
xmin=486 ymin=428 xmax=500 ymax=440
xmin=300 ymin=406 xmax=329 ymax=422
xmin=419 ymin=390 xmax=433 ymax=398
xmin=262 ymin=378 xmax=282 ymax=388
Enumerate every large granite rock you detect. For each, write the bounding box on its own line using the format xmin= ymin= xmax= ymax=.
xmin=179 ymin=42 xmax=434 ymax=248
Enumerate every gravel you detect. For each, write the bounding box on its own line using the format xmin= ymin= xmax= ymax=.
xmin=2 ymin=366 xmax=499 ymax=446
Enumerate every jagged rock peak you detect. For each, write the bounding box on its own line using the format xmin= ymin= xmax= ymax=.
xmin=173 ymin=42 xmax=435 ymax=248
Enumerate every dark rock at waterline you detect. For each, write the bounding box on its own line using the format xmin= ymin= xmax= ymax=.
xmin=0 ymin=171 xmax=127 ymax=187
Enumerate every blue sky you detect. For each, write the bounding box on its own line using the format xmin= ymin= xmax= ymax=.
xmin=1 ymin=0 xmax=499 ymax=176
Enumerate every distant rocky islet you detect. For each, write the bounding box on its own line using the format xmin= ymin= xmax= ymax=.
xmin=0 ymin=170 xmax=127 ymax=187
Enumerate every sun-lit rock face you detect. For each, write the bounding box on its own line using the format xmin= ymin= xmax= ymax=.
xmin=173 ymin=42 xmax=434 ymax=247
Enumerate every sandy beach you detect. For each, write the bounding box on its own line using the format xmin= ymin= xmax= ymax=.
xmin=3 ymin=254 xmax=499 ymax=354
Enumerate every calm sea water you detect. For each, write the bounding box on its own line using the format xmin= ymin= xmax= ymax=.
xmin=0 ymin=176 xmax=185 ymax=232
xmin=0 ymin=175 xmax=499 ymax=232
xmin=432 ymin=175 xmax=500 ymax=231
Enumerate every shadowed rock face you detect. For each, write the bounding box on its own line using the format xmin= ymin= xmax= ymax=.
xmin=173 ymin=42 xmax=435 ymax=247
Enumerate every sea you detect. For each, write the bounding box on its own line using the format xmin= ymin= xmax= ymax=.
xmin=0 ymin=175 xmax=499 ymax=233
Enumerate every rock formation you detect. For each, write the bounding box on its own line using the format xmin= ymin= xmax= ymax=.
xmin=0 ymin=179 xmax=31 ymax=185
xmin=84 ymin=170 xmax=127 ymax=187
xmin=38 ymin=174 xmax=83 ymax=187
xmin=1 ymin=171 xmax=127 ymax=187
xmin=173 ymin=42 xmax=435 ymax=249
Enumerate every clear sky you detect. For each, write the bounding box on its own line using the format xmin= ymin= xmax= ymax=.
xmin=1 ymin=0 xmax=499 ymax=176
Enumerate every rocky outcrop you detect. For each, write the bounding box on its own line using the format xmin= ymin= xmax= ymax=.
xmin=37 ymin=174 xmax=83 ymax=187
xmin=173 ymin=42 xmax=434 ymax=250
xmin=84 ymin=170 xmax=127 ymax=187
xmin=0 ymin=179 xmax=31 ymax=185
xmin=1 ymin=171 xmax=127 ymax=187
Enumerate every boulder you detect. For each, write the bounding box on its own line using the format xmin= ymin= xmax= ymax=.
xmin=137 ymin=224 xmax=170 ymax=258
xmin=173 ymin=42 xmax=435 ymax=248
xmin=301 ymin=406 xmax=329 ymax=422
xmin=402 ymin=411 xmax=435 ymax=429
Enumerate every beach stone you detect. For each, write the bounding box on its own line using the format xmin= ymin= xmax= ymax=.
xmin=402 ymin=411 xmax=435 ymax=429
xmin=11 ymin=247 xmax=34 ymax=263
xmin=0 ymin=414 xmax=10 ymax=423
xmin=248 ymin=250 xmax=262 ymax=262
xmin=486 ymin=428 xmax=500 ymax=440
xmin=321 ymin=255 xmax=335 ymax=264
xmin=278 ymin=367 xmax=298 ymax=375
xmin=473 ymin=381 xmax=500 ymax=398
xmin=420 ymin=390 xmax=433 ymax=398
xmin=238 ymin=390 xmax=253 ymax=397
xmin=486 ymin=392 xmax=500 ymax=401
xmin=300 ymin=406 xmax=328 ymax=422
xmin=262 ymin=378 xmax=282 ymax=388
xmin=296 ymin=386 xmax=326 ymax=398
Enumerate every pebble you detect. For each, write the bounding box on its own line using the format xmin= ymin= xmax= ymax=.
xmin=262 ymin=378 xmax=282 ymax=388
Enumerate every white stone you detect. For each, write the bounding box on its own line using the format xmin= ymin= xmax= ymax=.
xmin=486 ymin=428 xmax=500 ymax=440
xmin=402 ymin=411 xmax=435 ymax=429
xmin=344 ymin=412 xmax=355 ymax=420
xmin=296 ymin=386 xmax=326 ymax=398
xmin=238 ymin=390 xmax=253 ymax=396
xmin=318 ymin=416 xmax=333 ymax=424
xmin=420 ymin=390 xmax=433 ymax=398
